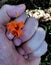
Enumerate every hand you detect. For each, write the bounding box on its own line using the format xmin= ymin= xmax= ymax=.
xmin=0 ymin=4 xmax=47 ymax=65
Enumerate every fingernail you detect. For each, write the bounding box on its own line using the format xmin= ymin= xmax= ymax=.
xmin=13 ymin=37 xmax=22 ymax=46
xmin=18 ymin=48 xmax=25 ymax=55
xmin=6 ymin=31 xmax=14 ymax=40
xmin=22 ymin=44 xmax=32 ymax=54
xmin=20 ymin=17 xmax=38 ymax=42
xmin=24 ymin=55 xmax=29 ymax=59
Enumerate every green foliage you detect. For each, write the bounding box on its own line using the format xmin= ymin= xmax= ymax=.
xmin=30 ymin=0 xmax=51 ymax=9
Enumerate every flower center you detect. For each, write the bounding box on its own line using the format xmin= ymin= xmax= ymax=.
xmin=7 ymin=21 xmax=24 ymax=37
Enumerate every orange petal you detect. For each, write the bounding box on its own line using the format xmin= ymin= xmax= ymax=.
xmin=12 ymin=30 xmax=17 ymax=36
xmin=16 ymin=30 xmax=23 ymax=37
xmin=18 ymin=22 xmax=24 ymax=29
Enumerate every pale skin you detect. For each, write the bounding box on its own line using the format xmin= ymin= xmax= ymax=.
xmin=0 ymin=4 xmax=41 ymax=65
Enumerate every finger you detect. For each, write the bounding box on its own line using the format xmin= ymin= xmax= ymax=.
xmin=20 ymin=17 xmax=38 ymax=42
xmin=17 ymin=48 xmax=25 ymax=55
xmin=6 ymin=31 xmax=14 ymax=40
xmin=0 ymin=4 xmax=26 ymax=24
xmin=24 ymin=55 xmax=29 ymax=60
xmin=6 ymin=4 xmax=26 ymax=17
xmin=24 ymin=53 xmax=41 ymax=65
xmin=23 ymin=53 xmax=41 ymax=65
xmin=6 ymin=12 xmax=28 ymax=40
xmin=29 ymin=57 xmax=41 ymax=65
xmin=15 ymin=12 xmax=28 ymax=23
xmin=33 ymin=41 xmax=48 ymax=57
xmin=22 ymin=27 xmax=46 ymax=54
xmin=13 ymin=37 xmax=22 ymax=46
xmin=1 ymin=4 xmax=26 ymax=17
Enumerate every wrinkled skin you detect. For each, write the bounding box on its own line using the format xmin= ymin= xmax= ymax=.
xmin=0 ymin=4 xmax=41 ymax=65
xmin=0 ymin=25 xmax=41 ymax=65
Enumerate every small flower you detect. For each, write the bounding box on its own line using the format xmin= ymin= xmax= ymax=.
xmin=7 ymin=21 xmax=24 ymax=37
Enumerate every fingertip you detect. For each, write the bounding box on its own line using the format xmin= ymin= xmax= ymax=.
xmin=33 ymin=41 xmax=48 ymax=57
xmin=13 ymin=37 xmax=22 ymax=46
xmin=6 ymin=4 xmax=26 ymax=17
xmin=6 ymin=31 xmax=14 ymax=40
xmin=18 ymin=48 xmax=25 ymax=55
xmin=24 ymin=55 xmax=29 ymax=59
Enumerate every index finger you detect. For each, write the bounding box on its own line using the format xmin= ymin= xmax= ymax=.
xmin=0 ymin=4 xmax=26 ymax=24
xmin=7 ymin=4 xmax=26 ymax=17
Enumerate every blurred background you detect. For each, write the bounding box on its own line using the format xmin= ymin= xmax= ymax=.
xmin=0 ymin=0 xmax=51 ymax=65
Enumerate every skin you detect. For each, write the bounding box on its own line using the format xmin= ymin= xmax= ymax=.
xmin=0 ymin=4 xmax=41 ymax=65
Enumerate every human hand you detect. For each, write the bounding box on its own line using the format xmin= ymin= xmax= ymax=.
xmin=0 ymin=4 xmax=47 ymax=65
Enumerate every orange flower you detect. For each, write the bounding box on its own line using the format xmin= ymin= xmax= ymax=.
xmin=7 ymin=21 xmax=24 ymax=37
